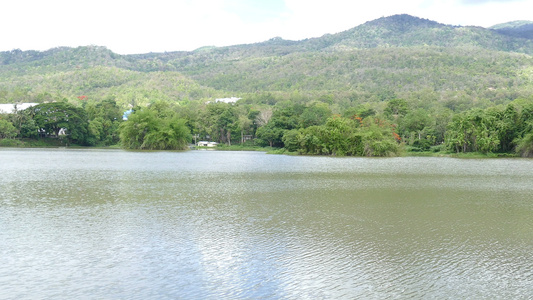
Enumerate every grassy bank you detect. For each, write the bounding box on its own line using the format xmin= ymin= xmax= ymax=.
xmin=2 ymin=138 xmax=521 ymax=158
xmin=0 ymin=138 xmax=121 ymax=149
xmin=0 ymin=138 xmax=65 ymax=148
xmin=196 ymin=144 xmax=274 ymax=152
xmin=405 ymin=150 xmax=519 ymax=158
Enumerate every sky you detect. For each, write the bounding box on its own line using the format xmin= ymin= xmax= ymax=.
xmin=1 ymin=0 xmax=532 ymax=54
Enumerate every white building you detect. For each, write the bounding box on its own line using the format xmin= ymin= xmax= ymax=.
xmin=197 ymin=141 xmax=219 ymax=147
xmin=0 ymin=103 xmax=39 ymax=114
xmin=215 ymin=97 xmax=241 ymax=104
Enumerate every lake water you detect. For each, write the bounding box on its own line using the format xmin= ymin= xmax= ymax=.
xmin=1 ymin=148 xmax=532 ymax=299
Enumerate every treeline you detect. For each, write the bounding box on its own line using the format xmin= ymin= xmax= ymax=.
xmin=0 ymin=99 xmax=122 ymax=146
xmin=1 ymin=94 xmax=533 ymax=156
xmin=445 ymin=100 xmax=533 ymax=156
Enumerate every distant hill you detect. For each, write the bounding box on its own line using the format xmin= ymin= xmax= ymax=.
xmin=319 ymin=14 xmax=533 ymax=52
xmin=0 ymin=47 xmax=221 ymax=106
xmin=1 ymin=14 xmax=533 ymax=111
xmin=490 ymin=20 xmax=533 ymax=40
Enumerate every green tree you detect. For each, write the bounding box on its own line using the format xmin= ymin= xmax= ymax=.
xmin=200 ymin=102 xmax=238 ymax=144
xmin=142 ymin=117 xmax=191 ymax=150
xmin=282 ymin=129 xmax=302 ymax=152
xmin=400 ymin=109 xmax=435 ymax=150
xmin=359 ymin=117 xmax=401 ymax=157
xmin=256 ymin=122 xmax=283 ymax=147
xmin=84 ymin=98 xmax=122 ymax=145
xmin=0 ymin=119 xmax=17 ymax=139
xmin=237 ymin=114 xmax=253 ymax=144
xmin=270 ymin=101 xmax=304 ymax=130
xmin=299 ymin=102 xmax=332 ymax=128
xmin=445 ymin=109 xmax=500 ymax=153
xmin=342 ymin=105 xmax=377 ymax=119
xmin=119 ymin=108 xmax=158 ymax=149
xmin=295 ymin=116 xmax=400 ymax=157
xmin=515 ymin=132 xmax=533 ymax=157
xmin=119 ymin=107 xmax=191 ymax=150
xmin=27 ymin=102 xmax=90 ymax=145
xmin=384 ymin=98 xmax=408 ymax=119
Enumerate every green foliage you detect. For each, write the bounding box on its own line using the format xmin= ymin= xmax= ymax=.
xmin=515 ymin=132 xmax=533 ymax=157
xmin=299 ymin=102 xmax=332 ymax=128
xmin=199 ymin=102 xmax=240 ymax=145
xmin=84 ymin=98 xmax=122 ymax=145
xmin=384 ymin=99 xmax=409 ymax=119
xmin=256 ymin=123 xmax=284 ymax=147
xmin=282 ymin=129 xmax=302 ymax=152
xmin=291 ymin=116 xmax=401 ymax=156
xmin=0 ymin=138 xmax=24 ymax=147
xmin=26 ymin=102 xmax=89 ymax=145
xmin=444 ymin=109 xmax=499 ymax=153
xmin=443 ymin=102 xmax=533 ymax=154
xmin=0 ymin=119 xmax=17 ymax=139
xmin=2 ymin=15 xmax=533 ymax=156
xmin=342 ymin=105 xmax=376 ymax=119
xmin=359 ymin=117 xmax=402 ymax=157
xmin=119 ymin=105 xmax=191 ymax=150
xmin=18 ymin=112 xmax=39 ymax=139
xmin=398 ymin=109 xmax=436 ymax=150
xmin=3 ymin=15 xmax=533 ymax=110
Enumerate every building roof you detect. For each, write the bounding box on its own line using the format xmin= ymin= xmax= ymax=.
xmin=215 ymin=97 xmax=241 ymax=104
xmin=0 ymin=103 xmax=39 ymax=114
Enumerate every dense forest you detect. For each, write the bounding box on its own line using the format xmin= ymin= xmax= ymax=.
xmin=1 ymin=14 xmax=533 ymax=156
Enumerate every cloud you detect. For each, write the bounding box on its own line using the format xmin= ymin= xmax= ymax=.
xmin=280 ymin=0 xmax=403 ymax=39
xmin=458 ymin=0 xmax=525 ymax=4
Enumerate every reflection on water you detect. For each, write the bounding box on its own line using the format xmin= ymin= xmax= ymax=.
xmin=1 ymin=148 xmax=532 ymax=299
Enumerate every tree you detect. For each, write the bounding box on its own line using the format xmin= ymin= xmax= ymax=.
xmin=515 ymin=132 xmax=533 ymax=157
xmin=200 ymin=102 xmax=238 ymax=144
xmin=282 ymin=129 xmax=302 ymax=152
xmin=27 ymin=102 xmax=89 ymax=145
xmin=119 ymin=106 xmax=191 ymax=150
xmin=445 ymin=109 xmax=500 ymax=153
xmin=270 ymin=101 xmax=303 ymax=130
xmin=359 ymin=117 xmax=401 ymax=157
xmin=119 ymin=108 xmax=158 ymax=149
xmin=293 ymin=116 xmax=400 ymax=157
xmin=255 ymin=108 xmax=272 ymax=127
xmin=142 ymin=117 xmax=191 ymax=150
xmin=342 ymin=105 xmax=376 ymax=119
xmin=217 ymin=105 xmax=238 ymax=145
xmin=299 ymin=102 xmax=332 ymax=128
xmin=0 ymin=119 xmax=17 ymax=139
xmin=256 ymin=123 xmax=283 ymax=147
xmin=237 ymin=114 xmax=253 ymax=144
xmin=490 ymin=104 xmax=519 ymax=153
xmin=384 ymin=98 xmax=408 ymax=119
xmin=399 ymin=109 xmax=435 ymax=150
xmin=84 ymin=98 xmax=122 ymax=145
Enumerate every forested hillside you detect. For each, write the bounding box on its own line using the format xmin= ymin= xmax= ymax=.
xmin=490 ymin=20 xmax=533 ymax=40
xmin=1 ymin=14 xmax=533 ymax=156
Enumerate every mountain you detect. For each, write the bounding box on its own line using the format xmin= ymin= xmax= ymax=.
xmin=320 ymin=14 xmax=533 ymax=52
xmin=490 ymin=20 xmax=533 ymax=40
xmin=1 ymin=14 xmax=533 ymax=111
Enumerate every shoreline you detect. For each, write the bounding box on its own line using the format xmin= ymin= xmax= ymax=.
xmin=1 ymin=141 xmax=523 ymax=158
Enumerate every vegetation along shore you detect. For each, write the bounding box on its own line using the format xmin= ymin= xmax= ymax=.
xmin=1 ymin=15 xmax=533 ymax=157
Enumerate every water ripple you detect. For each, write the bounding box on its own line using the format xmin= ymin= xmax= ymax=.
xmin=1 ymin=149 xmax=533 ymax=299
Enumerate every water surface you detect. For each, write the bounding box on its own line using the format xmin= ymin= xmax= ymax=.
xmin=1 ymin=149 xmax=532 ymax=299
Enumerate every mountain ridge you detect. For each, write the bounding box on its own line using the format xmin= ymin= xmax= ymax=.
xmin=490 ymin=20 xmax=533 ymax=40
xmin=1 ymin=14 xmax=532 ymax=110
xmin=3 ymin=14 xmax=533 ymax=60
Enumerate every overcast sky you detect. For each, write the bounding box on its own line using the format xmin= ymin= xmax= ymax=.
xmin=2 ymin=0 xmax=532 ymax=54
